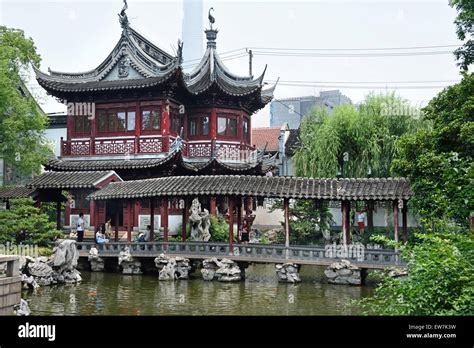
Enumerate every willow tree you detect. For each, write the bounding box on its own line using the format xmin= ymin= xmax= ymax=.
xmin=294 ymin=93 xmax=424 ymax=178
xmin=293 ymin=92 xmax=426 ymax=232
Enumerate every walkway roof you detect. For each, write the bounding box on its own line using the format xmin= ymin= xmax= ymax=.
xmin=87 ymin=175 xmax=413 ymax=201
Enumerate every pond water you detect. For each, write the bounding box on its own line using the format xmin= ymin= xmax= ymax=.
xmin=23 ymin=264 xmax=373 ymax=315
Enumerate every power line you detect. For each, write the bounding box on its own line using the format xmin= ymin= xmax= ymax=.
xmin=252 ymin=50 xmax=454 ymax=58
xmin=265 ymin=79 xmax=460 ymax=84
xmin=247 ymin=44 xmax=460 ymax=51
xmin=271 ymin=82 xmax=452 ymax=89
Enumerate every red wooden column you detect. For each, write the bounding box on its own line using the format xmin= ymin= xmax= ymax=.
xmin=161 ymin=102 xmax=170 ymax=152
xmin=182 ymin=197 xmax=188 ymax=241
xmin=150 ymin=198 xmax=155 ymax=242
xmin=210 ymin=196 xmax=217 ymax=216
xmin=284 ymin=198 xmax=290 ymax=258
xmin=228 ymin=196 xmax=234 ymax=254
xmin=210 ymin=107 xmax=217 ymax=140
xmin=402 ymin=200 xmax=408 ymax=242
xmin=341 ymin=201 xmax=350 ymax=245
xmin=114 ymin=206 xmax=119 ymax=242
xmin=237 ymin=197 xmax=242 ymax=243
xmin=89 ymin=200 xmax=95 ymax=230
xmin=162 ymin=197 xmax=169 ymax=242
xmin=56 ymin=201 xmax=62 ymax=231
xmin=127 ymin=201 xmax=132 ymax=242
xmin=134 ymin=201 xmax=140 ymax=227
xmin=393 ymin=200 xmax=399 ymax=243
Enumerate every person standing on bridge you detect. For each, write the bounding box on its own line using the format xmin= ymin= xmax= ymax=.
xmin=357 ymin=210 xmax=366 ymax=235
xmin=76 ymin=212 xmax=85 ymax=242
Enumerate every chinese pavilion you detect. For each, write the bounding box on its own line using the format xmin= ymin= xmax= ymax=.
xmin=31 ymin=5 xmax=277 ymax=236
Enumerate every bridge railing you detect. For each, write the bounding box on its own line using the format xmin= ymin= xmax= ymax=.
xmin=76 ymin=241 xmax=405 ymax=266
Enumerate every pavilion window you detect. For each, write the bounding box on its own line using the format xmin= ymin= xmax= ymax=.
xmin=108 ymin=111 xmax=117 ymax=132
xmin=217 ymin=114 xmax=238 ymax=137
xmin=97 ymin=111 xmax=107 ymax=132
xmin=117 ymin=111 xmax=126 ymax=131
xmin=189 ymin=115 xmax=209 ymax=136
xmin=74 ymin=115 xmax=91 ymax=134
xmin=141 ymin=109 xmax=160 ymax=131
xmin=73 ymin=192 xmax=90 ymax=210
xmin=127 ymin=111 xmax=136 ymax=131
xmin=243 ymin=117 xmax=250 ymax=142
xmin=170 ymin=110 xmax=183 ymax=134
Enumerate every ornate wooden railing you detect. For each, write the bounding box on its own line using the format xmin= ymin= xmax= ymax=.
xmin=61 ymin=137 xmax=255 ymax=159
xmin=182 ymin=141 xmax=256 ymax=160
xmin=76 ymin=241 xmax=405 ymax=268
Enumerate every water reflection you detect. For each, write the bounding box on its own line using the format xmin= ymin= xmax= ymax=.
xmin=23 ymin=264 xmax=372 ymax=316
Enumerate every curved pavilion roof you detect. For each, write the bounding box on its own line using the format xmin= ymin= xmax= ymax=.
xmin=34 ymin=7 xmax=276 ymax=111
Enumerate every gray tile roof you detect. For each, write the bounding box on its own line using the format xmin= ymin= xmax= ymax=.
xmin=88 ymin=176 xmax=413 ymax=201
xmin=0 ymin=187 xmax=35 ymax=199
xmin=26 ymin=171 xmax=122 ymax=189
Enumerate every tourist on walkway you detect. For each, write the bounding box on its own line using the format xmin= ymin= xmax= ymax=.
xmin=357 ymin=210 xmax=366 ymax=235
xmin=105 ymin=217 xmax=113 ymax=239
xmin=76 ymin=212 xmax=85 ymax=242
xmin=95 ymin=229 xmax=109 ymax=244
xmin=239 ymin=219 xmax=250 ymax=244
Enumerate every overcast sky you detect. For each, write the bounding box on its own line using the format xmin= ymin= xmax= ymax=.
xmin=0 ymin=0 xmax=466 ymax=127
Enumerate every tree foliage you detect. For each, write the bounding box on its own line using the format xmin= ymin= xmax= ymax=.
xmin=392 ymin=73 xmax=474 ymax=227
xmin=450 ymin=0 xmax=474 ymax=71
xmin=0 ymin=26 xmax=52 ymax=177
xmin=272 ymin=199 xmax=334 ymax=245
xmin=359 ymin=228 xmax=474 ymax=315
xmin=0 ymin=198 xmax=60 ymax=246
xmin=294 ymin=93 xmax=425 ymax=178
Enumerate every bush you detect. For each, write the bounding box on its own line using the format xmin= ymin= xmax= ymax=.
xmin=209 ymin=215 xmax=232 ymax=242
xmin=0 ymin=198 xmax=60 ymax=246
xmin=358 ymin=229 xmax=474 ymax=315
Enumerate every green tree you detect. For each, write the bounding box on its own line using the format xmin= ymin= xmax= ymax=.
xmin=392 ymin=73 xmax=474 ymax=227
xmin=272 ymin=199 xmax=335 ymax=245
xmin=0 ymin=26 xmax=52 ymax=178
xmin=0 ymin=198 xmax=60 ymax=246
xmin=450 ymin=0 xmax=474 ymax=71
xmin=359 ymin=229 xmax=474 ymax=315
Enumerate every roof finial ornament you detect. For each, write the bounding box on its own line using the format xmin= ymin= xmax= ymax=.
xmin=177 ymin=39 xmax=184 ymax=64
xmin=205 ymin=8 xmax=218 ymax=49
xmin=118 ymin=0 xmax=129 ymax=29
xmin=208 ymin=7 xmax=215 ymax=29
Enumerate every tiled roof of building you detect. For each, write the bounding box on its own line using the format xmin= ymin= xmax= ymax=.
xmin=251 ymin=127 xmax=281 ymax=152
xmin=26 ymin=171 xmax=122 ymax=189
xmin=0 ymin=186 xmax=35 ymax=199
xmin=88 ymin=176 xmax=413 ymax=201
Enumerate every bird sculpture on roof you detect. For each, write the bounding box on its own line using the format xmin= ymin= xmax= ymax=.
xmin=118 ymin=0 xmax=129 ymax=28
xmin=208 ymin=8 xmax=215 ymax=29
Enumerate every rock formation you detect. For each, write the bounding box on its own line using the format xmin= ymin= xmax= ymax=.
xmin=118 ymin=247 xmax=142 ymax=275
xmin=201 ymin=258 xmax=241 ymax=282
xmin=14 ymin=299 xmax=31 ymax=316
xmin=19 ymin=240 xmax=82 ymax=288
xmin=275 ymin=263 xmax=301 ymax=283
xmin=189 ymin=198 xmax=211 ymax=241
xmin=88 ymin=247 xmax=105 ymax=272
xmin=324 ymin=259 xmax=362 ymax=285
xmin=154 ymin=253 xmax=191 ymax=280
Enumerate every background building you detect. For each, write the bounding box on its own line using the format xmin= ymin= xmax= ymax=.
xmin=270 ymin=90 xmax=351 ymax=129
xmin=181 ymin=0 xmax=204 ymax=69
